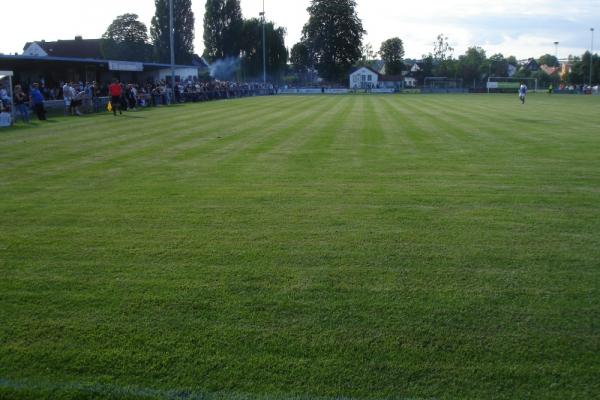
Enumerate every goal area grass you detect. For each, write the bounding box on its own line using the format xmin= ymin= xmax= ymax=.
xmin=1 ymin=94 xmax=599 ymax=399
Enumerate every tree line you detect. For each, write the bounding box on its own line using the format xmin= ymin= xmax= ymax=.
xmin=102 ymin=0 xmax=599 ymax=85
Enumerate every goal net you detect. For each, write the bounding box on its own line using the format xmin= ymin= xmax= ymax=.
xmin=424 ymin=77 xmax=464 ymax=91
xmin=487 ymin=77 xmax=538 ymax=93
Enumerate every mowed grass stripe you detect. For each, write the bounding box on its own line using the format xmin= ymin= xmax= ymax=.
xmin=257 ymin=96 xmax=347 ymax=165
xmin=287 ymin=96 xmax=358 ymax=175
xmin=1 ymin=94 xmax=600 ymax=400
xmin=378 ymin=96 xmax=444 ymax=154
xmin=218 ymin=97 xmax=347 ymax=174
xmin=165 ymin=97 xmax=317 ymax=164
xmin=0 ymin=100 xmax=274 ymax=174
xmin=191 ymin=96 xmax=340 ymax=168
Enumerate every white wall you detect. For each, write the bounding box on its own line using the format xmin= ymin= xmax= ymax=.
xmin=22 ymin=43 xmax=48 ymax=57
xmin=349 ymin=68 xmax=378 ymax=88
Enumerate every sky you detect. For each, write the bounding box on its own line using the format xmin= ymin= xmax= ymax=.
xmin=1 ymin=0 xmax=598 ymax=61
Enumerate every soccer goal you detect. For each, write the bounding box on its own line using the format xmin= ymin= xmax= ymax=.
xmin=487 ymin=77 xmax=538 ymax=94
xmin=423 ymin=77 xmax=464 ymax=93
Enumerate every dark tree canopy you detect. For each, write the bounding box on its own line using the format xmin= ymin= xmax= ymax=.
xmin=538 ymin=54 xmax=559 ymax=67
xmin=203 ymin=0 xmax=244 ymax=62
xmin=380 ymin=37 xmax=405 ymax=75
xmin=487 ymin=53 xmax=509 ymax=77
xmin=150 ymin=0 xmax=195 ymax=64
xmin=103 ymin=13 xmax=149 ymax=43
xmin=458 ymin=46 xmax=487 ymax=85
xmin=239 ymin=18 xmax=288 ymax=80
xmin=102 ymin=13 xmax=153 ymax=62
xmin=290 ymin=42 xmax=311 ymax=73
xmin=302 ymin=0 xmax=365 ymax=83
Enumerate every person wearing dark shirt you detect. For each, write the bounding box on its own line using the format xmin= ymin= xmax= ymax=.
xmin=108 ymin=79 xmax=123 ymax=116
xmin=14 ymin=85 xmax=30 ymax=123
xmin=30 ymin=83 xmax=46 ymax=120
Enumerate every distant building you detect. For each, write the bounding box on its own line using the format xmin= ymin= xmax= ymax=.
xmin=23 ymin=37 xmax=103 ymax=59
xmin=379 ymin=74 xmax=404 ymax=89
xmin=349 ymin=66 xmax=379 ymax=89
xmin=349 ymin=66 xmax=414 ymax=90
xmin=521 ymin=58 xmax=540 ymax=72
xmin=540 ymin=64 xmax=560 ymax=77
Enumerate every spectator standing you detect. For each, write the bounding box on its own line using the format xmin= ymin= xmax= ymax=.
xmin=13 ymin=85 xmax=30 ymax=123
xmin=87 ymin=82 xmax=100 ymax=113
xmin=30 ymin=83 xmax=47 ymax=120
xmin=126 ymin=84 xmax=137 ymax=111
xmin=71 ymin=84 xmax=85 ymax=116
xmin=62 ymin=82 xmax=75 ymax=115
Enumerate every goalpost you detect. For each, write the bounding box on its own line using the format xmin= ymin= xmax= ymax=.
xmin=424 ymin=77 xmax=464 ymax=92
xmin=487 ymin=77 xmax=538 ymax=94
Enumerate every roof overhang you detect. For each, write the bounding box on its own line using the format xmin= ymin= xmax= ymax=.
xmin=0 ymin=70 xmax=14 ymax=79
xmin=0 ymin=55 xmax=204 ymax=71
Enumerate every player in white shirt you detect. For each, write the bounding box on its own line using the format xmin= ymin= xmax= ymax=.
xmin=519 ymin=83 xmax=527 ymax=104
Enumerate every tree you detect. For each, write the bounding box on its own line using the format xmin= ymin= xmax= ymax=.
xmin=538 ymin=54 xmax=559 ymax=67
xmin=101 ymin=14 xmax=153 ymax=62
xmin=203 ymin=0 xmax=244 ymax=62
xmin=487 ymin=53 xmax=509 ymax=77
xmin=458 ymin=46 xmax=487 ymax=87
xmin=104 ymin=13 xmax=150 ymax=43
xmin=291 ymin=42 xmax=311 ymax=73
xmin=433 ymin=34 xmax=453 ymax=62
xmin=380 ymin=37 xmax=405 ymax=75
xmin=302 ymin=0 xmax=366 ymax=83
xmin=415 ymin=55 xmax=434 ymax=85
xmin=150 ymin=0 xmax=195 ymax=64
xmin=239 ymin=18 xmax=288 ymax=80
xmin=570 ymin=51 xmax=600 ymax=85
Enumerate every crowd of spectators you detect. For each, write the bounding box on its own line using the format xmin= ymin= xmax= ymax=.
xmin=1 ymin=78 xmax=278 ymax=123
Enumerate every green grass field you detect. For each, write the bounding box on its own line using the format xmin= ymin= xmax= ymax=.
xmin=1 ymin=94 xmax=599 ymax=400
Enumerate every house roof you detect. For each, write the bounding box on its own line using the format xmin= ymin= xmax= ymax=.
xmin=540 ymin=65 xmax=560 ymax=76
xmin=521 ymin=58 xmax=540 ymax=71
xmin=370 ymin=60 xmax=385 ymax=73
xmin=350 ymin=66 xmax=380 ymax=75
xmin=192 ymin=54 xmax=209 ymax=68
xmin=22 ymin=37 xmax=209 ymax=68
xmin=25 ymin=37 xmax=104 ymax=59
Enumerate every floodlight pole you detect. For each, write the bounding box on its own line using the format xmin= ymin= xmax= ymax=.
xmin=170 ymin=0 xmax=175 ymax=102
xmin=554 ymin=41 xmax=559 ymax=60
xmin=260 ymin=0 xmax=266 ymax=84
xmin=590 ymin=28 xmax=595 ymax=87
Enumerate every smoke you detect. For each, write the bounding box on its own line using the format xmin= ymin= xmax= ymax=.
xmin=209 ymin=58 xmax=240 ymax=80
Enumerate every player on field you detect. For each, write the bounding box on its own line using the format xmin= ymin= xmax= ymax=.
xmin=519 ymin=83 xmax=527 ymax=104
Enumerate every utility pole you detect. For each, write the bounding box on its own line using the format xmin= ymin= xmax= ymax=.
xmin=260 ymin=0 xmax=266 ymax=84
xmin=170 ymin=0 xmax=175 ymax=102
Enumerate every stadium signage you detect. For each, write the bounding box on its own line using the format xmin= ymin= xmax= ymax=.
xmin=108 ymin=61 xmax=144 ymax=72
